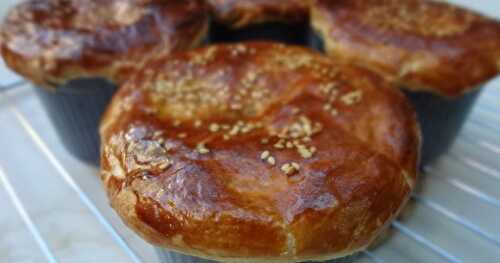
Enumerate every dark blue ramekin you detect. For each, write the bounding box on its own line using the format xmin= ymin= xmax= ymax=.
xmin=34 ymin=78 xmax=117 ymax=165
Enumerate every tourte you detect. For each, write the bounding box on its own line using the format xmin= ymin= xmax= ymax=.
xmin=207 ymin=0 xmax=309 ymax=29
xmin=100 ymin=42 xmax=420 ymax=262
xmin=0 ymin=0 xmax=209 ymax=89
xmin=311 ymin=0 xmax=500 ymax=97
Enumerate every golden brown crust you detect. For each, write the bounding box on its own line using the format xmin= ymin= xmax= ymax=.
xmin=100 ymin=42 xmax=420 ymax=261
xmin=207 ymin=0 xmax=309 ymax=28
xmin=0 ymin=0 xmax=209 ymax=89
xmin=311 ymin=0 xmax=500 ymax=97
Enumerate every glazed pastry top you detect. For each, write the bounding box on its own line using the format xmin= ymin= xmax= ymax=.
xmin=100 ymin=42 xmax=420 ymax=262
xmin=311 ymin=0 xmax=500 ymax=97
xmin=0 ymin=0 xmax=209 ymax=88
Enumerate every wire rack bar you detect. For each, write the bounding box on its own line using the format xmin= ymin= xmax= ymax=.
xmin=476 ymin=140 xmax=500 ymax=154
xmin=0 ymin=80 xmax=25 ymax=92
xmin=468 ymin=118 xmax=500 ymax=135
xmin=0 ymin=91 xmax=144 ymax=263
xmin=391 ymin=221 xmax=462 ymax=263
xmin=0 ymin=165 xmax=59 ymax=263
xmin=362 ymin=251 xmax=384 ymax=263
xmin=423 ymin=166 xmax=500 ymax=210
xmin=460 ymin=135 xmax=500 ymax=155
xmin=448 ymin=154 xmax=500 ymax=181
xmin=1 ymin=81 xmax=500 ymax=263
xmin=474 ymin=108 xmax=500 ymax=126
xmin=411 ymin=194 xmax=500 ymax=247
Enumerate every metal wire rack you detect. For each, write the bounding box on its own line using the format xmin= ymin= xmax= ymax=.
xmin=1 ymin=69 xmax=500 ymax=263
xmin=1 ymin=1 xmax=499 ymax=263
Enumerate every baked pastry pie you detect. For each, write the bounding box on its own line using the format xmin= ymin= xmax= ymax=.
xmin=310 ymin=0 xmax=500 ymax=165
xmin=0 ymin=0 xmax=210 ymax=164
xmin=100 ymin=42 xmax=420 ymax=262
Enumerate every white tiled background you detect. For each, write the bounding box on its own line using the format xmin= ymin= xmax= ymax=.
xmin=0 ymin=1 xmax=499 ymax=263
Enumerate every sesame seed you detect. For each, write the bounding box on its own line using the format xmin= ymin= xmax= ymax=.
xmin=251 ymin=91 xmax=263 ymax=99
xmin=261 ymin=151 xmax=270 ymax=160
xmin=153 ymin=131 xmax=163 ymax=138
xmin=300 ymin=116 xmax=312 ymax=135
xmin=230 ymin=103 xmax=243 ymax=110
xmin=291 ymin=107 xmax=301 ymax=115
xmin=163 ymin=143 xmax=174 ymax=151
xmin=298 ymin=146 xmax=313 ymax=159
xmin=281 ymin=163 xmax=291 ymax=172
xmin=323 ymin=104 xmax=332 ymax=111
xmin=281 ymin=163 xmax=299 ymax=175
xmin=223 ymin=134 xmax=230 ymax=141
xmin=330 ymin=109 xmax=339 ymax=116
xmin=267 ymin=156 xmax=276 ymax=165
xmin=194 ymin=120 xmax=203 ymax=128
xmin=197 ymin=143 xmax=210 ymax=154
xmin=274 ymin=140 xmax=285 ymax=149
xmin=241 ymin=125 xmax=252 ymax=133
xmin=286 ymin=141 xmax=294 ymax=149
xmin=229 ymin=126 xmax=240 ymax=136
xmin=173 ymin=120 xmax=181 ymax=127
xmin=277 ymin=133 xmax=287 ymax=139
xmin=209 ymin=123 xmax=220 ymax=132
xmin=313 ymin=123 xmax=323 ymax=133
xmin=341 ymin=90 xmax=363 ymax=105
xmin=178 ymin=133 xmax=187 ymax=138
xmin=158 ymin=161 xmax=171 ymax=170
xmin=261 ymin=138 xmax=269 ymax=144
xmin=319 ymin=83 xmax=337 ymax=94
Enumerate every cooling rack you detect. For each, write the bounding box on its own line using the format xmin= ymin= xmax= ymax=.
xmin=0 ymin=1 xmax=499 ymax=263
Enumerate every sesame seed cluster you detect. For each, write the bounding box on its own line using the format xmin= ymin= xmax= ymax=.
xmin=359 ymin=0 xmax=477 ymax=37
xmin=105 ymin=43 xmax=373 ymax=178
xmin=95 ymin=13 xmax=422 ymax=258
